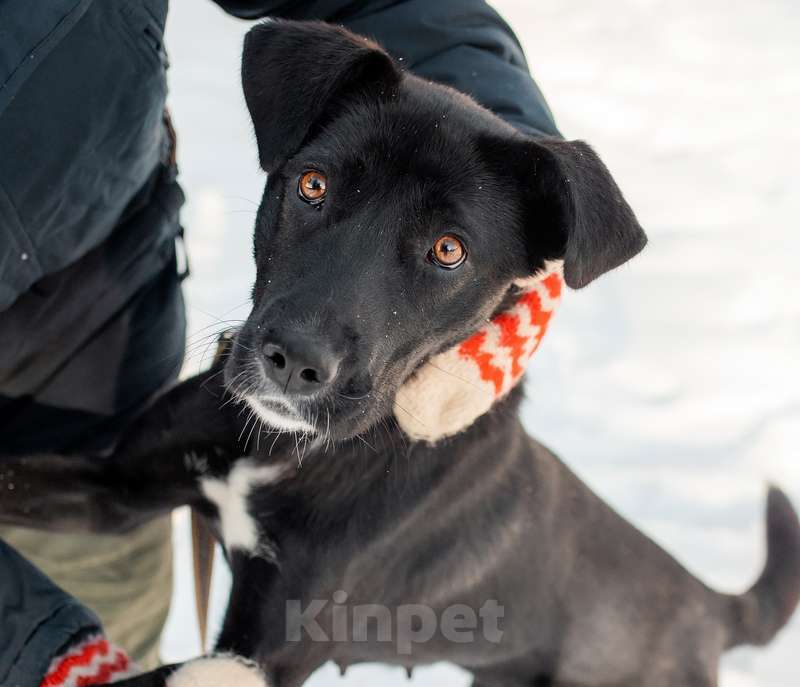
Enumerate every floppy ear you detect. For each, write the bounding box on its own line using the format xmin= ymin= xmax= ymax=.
xmin=242 ymin=20 xmax=401 ymax=172
xmin=484 ymin=136 xmax=647 ymax=288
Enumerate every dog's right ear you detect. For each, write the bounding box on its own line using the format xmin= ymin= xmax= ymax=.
xmin=242 ymin=20 xmax=401 ymax=173
xmin=480 ymin=134 xmax=647 ymax=289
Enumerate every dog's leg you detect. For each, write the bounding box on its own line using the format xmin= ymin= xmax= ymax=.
xmin=214 ymin=554 xmax=285 ymax=657
xmin=470 ymin=671 xmax=555 ymax=687
xmin=0 ymin=366 xmax=241 ymax=533
xmin=210 ymin=553 xmax=326 ymax=687
xmin=111 ymin=656 xmax=272 ymax=686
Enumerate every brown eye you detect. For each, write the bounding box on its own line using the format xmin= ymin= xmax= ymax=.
xmin=298 ymin=170 xmax=327 ymax=204
xmin=430 ymin=234 xmax=467 ymax=269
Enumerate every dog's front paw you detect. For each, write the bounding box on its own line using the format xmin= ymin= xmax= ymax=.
xmin=167 ymin=654 xmax=270 ymax=687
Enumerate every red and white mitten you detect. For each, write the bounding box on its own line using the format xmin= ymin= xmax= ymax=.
xmin=40 ymin=634 xmax=138 ymax=686
xmin=40 ymin=642 xmax=270 ymax=687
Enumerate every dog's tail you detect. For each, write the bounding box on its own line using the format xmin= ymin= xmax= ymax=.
xmin=723 ymin=486 xmax=800 ymax=649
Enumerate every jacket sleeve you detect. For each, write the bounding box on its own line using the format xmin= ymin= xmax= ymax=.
xmin=211 ymin=0 xmax=560 ymax=137
xmin=0 ymin=538 xmax=102 ymax=687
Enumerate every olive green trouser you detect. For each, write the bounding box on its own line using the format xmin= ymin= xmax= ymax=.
xmin=0 ymin=517 xmax=172 ymax=670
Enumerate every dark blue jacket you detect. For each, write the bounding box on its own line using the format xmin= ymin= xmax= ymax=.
xmin=0 ymin=538 xmax=103 ymax=687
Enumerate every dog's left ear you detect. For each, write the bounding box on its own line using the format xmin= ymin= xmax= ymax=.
xmin=242 ymin=20 xmax=401 ymax=173
xmin=482 ymin=135 xmax=647 ymax=288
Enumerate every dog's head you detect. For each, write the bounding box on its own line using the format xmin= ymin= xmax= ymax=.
xmin=226 ymin=20 xmax=646 ymax=440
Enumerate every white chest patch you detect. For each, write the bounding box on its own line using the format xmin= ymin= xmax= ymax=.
xmin=200 ymin=459 xmax=286 ymax=557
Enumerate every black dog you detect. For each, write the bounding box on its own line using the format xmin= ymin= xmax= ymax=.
xmin=2 ymin=21 xmax=798 ymax=687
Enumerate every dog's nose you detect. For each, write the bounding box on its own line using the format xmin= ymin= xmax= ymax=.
xmin=261 ymin=336 xmax=341 ymax=395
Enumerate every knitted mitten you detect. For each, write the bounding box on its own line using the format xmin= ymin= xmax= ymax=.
xmin=40 ymin=646 xmax=270 ymax=687
xmin=39 ymin=633 xmax=138 ymax=686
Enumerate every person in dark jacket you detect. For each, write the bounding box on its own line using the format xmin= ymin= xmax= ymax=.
xmin=0 ymin=536 xmax=271 ymax=687
xmin=0 ymin=0 xmax=559 ymax=679
xmin=0 ymin=538 xmax=138 ymax=687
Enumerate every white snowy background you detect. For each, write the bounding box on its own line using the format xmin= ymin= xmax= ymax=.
xmin=159 ymin=1 xmax=800 ymax=685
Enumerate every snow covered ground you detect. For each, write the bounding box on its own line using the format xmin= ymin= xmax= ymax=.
xmin=159 ymin=1 xmax=800 ymax=684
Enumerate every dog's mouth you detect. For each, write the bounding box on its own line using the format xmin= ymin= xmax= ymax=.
xmin=244 ymin=394 xmax=317 ymax=435
xmin=220 ymin=315 xmax=406 ymax=443
xmin=223 ymin=337 xmax=368 ymax=440
xmin=226 ymin=358 xmax=320 ymax=436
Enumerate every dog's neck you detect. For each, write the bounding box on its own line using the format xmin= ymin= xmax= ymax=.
xmin=394 ymin=262 xmax=563 ymax=443
xmin=273 ymin=385 xmax=528 ymax=522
